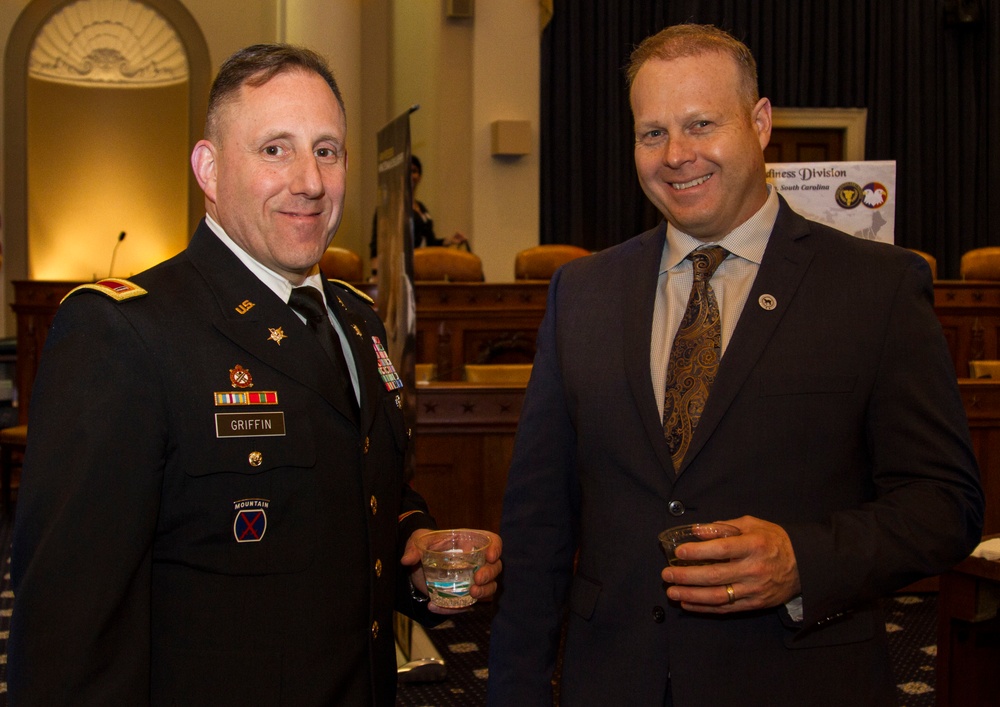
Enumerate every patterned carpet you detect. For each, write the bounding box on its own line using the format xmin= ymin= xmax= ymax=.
xmin=0 ymin=504 xmax=937 ymax=706
xmin=397 ymin=594 xmax=939 ymax=707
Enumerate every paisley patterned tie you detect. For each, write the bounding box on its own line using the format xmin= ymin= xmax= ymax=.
xmin=662 ymin=246 xmax=729 ymax=471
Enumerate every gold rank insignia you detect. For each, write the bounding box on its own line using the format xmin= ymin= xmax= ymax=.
xmin=61 ymin=278 xmax=148 ymax=304
xmin=229 ymin=364 xmax=254 ymax=389
xmin=352 ymin=324 xmax=363 ymax=338
xmin=268 ymin=327 xmax=287 ymax=345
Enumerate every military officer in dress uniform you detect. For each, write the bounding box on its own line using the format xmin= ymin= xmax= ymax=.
xmin=8 ymin=44 xmax=502 ymax=706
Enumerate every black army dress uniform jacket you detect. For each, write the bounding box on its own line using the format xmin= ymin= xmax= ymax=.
xmin=10 ymin=221 xmax=436 ymax=706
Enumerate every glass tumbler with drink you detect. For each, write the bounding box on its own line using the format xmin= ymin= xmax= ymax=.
xmin=658 ymin=522 xmax=741 ymax=566
xmin=414 ymin=529 xmax=492 ymax=608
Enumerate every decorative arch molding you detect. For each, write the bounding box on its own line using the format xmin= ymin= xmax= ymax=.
xmin=3 ymin=0 xmax=210 ymax=331
xmin=30 ymin=0 xmax=188 ymax=87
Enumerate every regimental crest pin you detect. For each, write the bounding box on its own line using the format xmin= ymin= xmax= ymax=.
xmin=268 ymin=326 xmax=287 ymax=345
xmin=371 ymin=335 xmax=403 ymax=391
xmin=233 ymin=498 xmax=269 ymax=542
xmin=229 ymin=364 xmax=254 ymax=389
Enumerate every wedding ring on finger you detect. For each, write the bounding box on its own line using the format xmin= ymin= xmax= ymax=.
xmin=725 ymin=583 xmax=736 ymax=604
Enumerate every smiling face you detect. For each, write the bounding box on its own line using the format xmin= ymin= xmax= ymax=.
xmin=631 ymin=51 xmax=771 ymax=241
xmin=192 ymin=68 xmax=347 ymax=284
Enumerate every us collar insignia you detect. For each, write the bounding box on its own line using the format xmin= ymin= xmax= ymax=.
xmin=352 ymin=324 xmax=363 ymax=338
xmin=268 ymin=326 xmax=287 ymax=345
xmin=229 ymin=364 xmax=254 ymax=389
xmin=235 ymin=299 xmax=255 ymax=315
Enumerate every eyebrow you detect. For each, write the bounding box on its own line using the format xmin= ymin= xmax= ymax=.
xmin=257 ymin=130 xmax=344 ymax=148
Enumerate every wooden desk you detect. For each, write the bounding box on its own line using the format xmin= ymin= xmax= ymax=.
xmin=411 ymin=382 xmax=524 ymax=533
xmin=10 ymin=281 xmax=78 ymax=425
xmin=935 ymin=536 xmax=1000 ymax=707
xmin=412 ymin=282 xmax=548 ymax=380
xmin=960 ymin=380 xmax=1000 ymax=536
xmin=935 ymin=281 xmax=1000 ymax=378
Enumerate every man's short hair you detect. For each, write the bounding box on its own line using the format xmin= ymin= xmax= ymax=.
xmin=626 ymin=24 xmax=759 ymax=113
xmin=205 ymin=43 xmax=345 ymax=141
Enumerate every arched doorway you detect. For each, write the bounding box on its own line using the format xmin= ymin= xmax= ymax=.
xmin=3 ymin=0 xmax=210 ymax=331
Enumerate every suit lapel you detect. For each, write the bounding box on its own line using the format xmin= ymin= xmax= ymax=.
xmin=677 ymin=200 xmax=816 ymax=473
xmin=186 ymin=224 xmax=360 ymax=426
xmin=622 ymin=222 xmax=678 ymax=476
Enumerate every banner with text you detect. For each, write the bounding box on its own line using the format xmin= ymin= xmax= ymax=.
xmin=765 ymin=160 xmax=896 ymax=244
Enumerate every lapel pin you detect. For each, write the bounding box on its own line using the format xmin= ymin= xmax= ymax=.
xmin=352 ymin=324 xmax=363 ymax=338
xmin=235 ymin=299 xmax=255 ymax=315
xmin=758 ymin=294 xmax=777 ymax=311
xmin=268 ymin=326 xmax=287 ymax=345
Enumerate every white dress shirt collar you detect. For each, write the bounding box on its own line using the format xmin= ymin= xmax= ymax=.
xmin=204 ymin=213 xmax=326 ymax=303
xmin=659 ymin=184 xmax=779 ymax=273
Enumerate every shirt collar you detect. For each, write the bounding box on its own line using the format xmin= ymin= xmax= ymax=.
xmin=659 ymin=184 xmax=779 ymax=274
xmin=205 ymin=213 xmax=326 ymax=304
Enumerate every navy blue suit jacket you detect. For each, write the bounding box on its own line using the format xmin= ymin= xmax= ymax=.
xmin=488 ymin=198 xmax=983 ymax=706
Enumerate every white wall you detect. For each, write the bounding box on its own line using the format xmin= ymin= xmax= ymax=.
xmin=392 ymin=0 xmax=539 ymax=282
xmin=470 ymin=0 xmax=540 ymax=282
xmin=282 ymin=0 xmax=367 ymax=260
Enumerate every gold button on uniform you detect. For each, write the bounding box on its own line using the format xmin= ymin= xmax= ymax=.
xmin=375 ymin=559 xmax=383 ymax=577
xmin=370 ymin=495 xmax=377 ymax=515
xmin=248 ymin=451 xmax=263 ymax=467
xmin=371 ymin=620 xmax=379 ymax=639
xmin=363 ymin=436 xmax=371 ymax=454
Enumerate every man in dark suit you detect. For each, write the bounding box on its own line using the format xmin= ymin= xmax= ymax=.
xmin=9 ymin=44 xmax=501 ymax=706
xmin=487 ymin=24 xmax=982 ymax=706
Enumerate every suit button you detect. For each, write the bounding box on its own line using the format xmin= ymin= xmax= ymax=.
xmin=371 ymin=620 xmax=379 ymax=639
xmin=652 ymin=606 xmax=666 ymax=623
xmin=375 ymin=558 xmax=383 ymax=577
xmin=668 ymin=500 xmax=685 ymax=516
xmin=370 ymin=495 xmax=378 ymax=515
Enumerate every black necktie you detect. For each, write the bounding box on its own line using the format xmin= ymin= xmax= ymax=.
xmin=288 ymin=286 xmax=358 ymax=415
xmin=662 ymin=246 xmax=728 ymax=471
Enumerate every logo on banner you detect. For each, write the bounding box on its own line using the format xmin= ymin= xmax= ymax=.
xmin=862 ymin=182 xmax=888 ymax=208
xmin=835 ymin=182 xmax=863 ymax=209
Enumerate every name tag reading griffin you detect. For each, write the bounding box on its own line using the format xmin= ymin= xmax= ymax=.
xmin=215 ymin=412 xmax=286 ymax=438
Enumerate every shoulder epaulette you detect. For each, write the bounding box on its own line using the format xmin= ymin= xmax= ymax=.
xmin=60 ymin=278 xmax=148 ymax=305
xmin=327 ymin=279 xmax=375 ymax=306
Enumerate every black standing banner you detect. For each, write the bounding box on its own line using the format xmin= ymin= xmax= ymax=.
xmin=375 ymin=107 xmax=417 ymax=465
xmin=377 ymin=109 xmax=420 ymax=666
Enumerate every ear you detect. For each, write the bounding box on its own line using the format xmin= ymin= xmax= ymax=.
xmin=752 ymin=97 xmax=772 ymax=151
xmin=191 ymin=139 xmax=219 ymax=204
